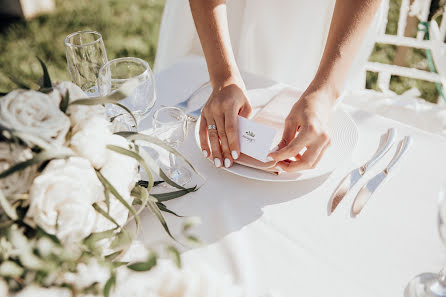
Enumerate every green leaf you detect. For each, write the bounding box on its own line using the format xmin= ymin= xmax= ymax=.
xmin=96 ymin=171 xmax=140 ymax=227
xmin=147 ymin=197 xmax=176 ymax=241
xmin=159 ymin=170 xmax=185 ymax=190
xmin=116 ymin=132 xmax=202 ymax=181
xmin=92 ymin=203 xmax=120 ymax=228
xmin=103 ymin=272 xmax=116 ymax=297
xmin=70 ymin=97 xmax=137 ymax=127
xmin=104 ymin=186 xmax=111 ymax=214
xmin=166 ymin=245 xmax=181 ymax=268
xmin=152 ymin=186 xmax=197 ymax=202
xmin=105 ymin=251 xmax=122 ymax=261
xmin=112 ymin=261 xmax=129 ymax=268
xmin=157 ymin=202 xmax=184 ymax=217
xmin=0 ymin=190 xmax=17 ymax=220
xmin=127 ymin=185 xmax=153 ymax=227
xmin=0 ymin=150 xmax=71 ymax=180
xmin=36 ymin=226 xmax=61 ymax=244
xmin=84 ymin=228 xmax=116 ymax=245
xmin=37 ymin=56 xmax=52 ymax=90
xmin=59 ymin=90 xmax=69 ymax=113
xmin=110 ymin=229 xmax=132 ymax=250
xmin=182 ymin=218 xmax=200 ymax=233
xmin=69 ymin=83 xmax=139 ymax=127
xmin=138 ymin=180 xmax=164 ymax=188
xmin=127 ymin=253 xmax=157 ymax=272
xmin=186 ymin=235 xmax=201 ymax=245
xmin=7 ymin=75 xmax=30 ymax=89
xmin=106 ymin=145 xmax=154 ymax=192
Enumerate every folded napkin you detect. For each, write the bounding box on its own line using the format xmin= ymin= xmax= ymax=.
xmin=235 ymin=87 xmax=302 ymax=174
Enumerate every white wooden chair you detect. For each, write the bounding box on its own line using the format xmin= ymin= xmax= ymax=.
xmin=363 ymin=0 xmax=446 ymax=103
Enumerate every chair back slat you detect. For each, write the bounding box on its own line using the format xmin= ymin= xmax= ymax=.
xmin=440 ymin=12 xmax=446 ymax=41
xmin=397 ymin=0 xmax=411 ymax=36
xmin=379 ymin=0 xmax=390 ymax=35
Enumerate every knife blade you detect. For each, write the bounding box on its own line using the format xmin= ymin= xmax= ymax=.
xmin=328 ymin=128 xmax=397 ymax=214
xmin=351 ymin=135 xmax=413 ymax=216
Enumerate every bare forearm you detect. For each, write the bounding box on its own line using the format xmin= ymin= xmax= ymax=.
xmin=312 ymin=0 xmax=382 ymax=97
xmin=189 ymin=0 xmax=243 ymax=88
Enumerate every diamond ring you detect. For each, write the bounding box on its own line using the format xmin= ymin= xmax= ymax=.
xmin=208 ymin=124 xmax=217 ymax=130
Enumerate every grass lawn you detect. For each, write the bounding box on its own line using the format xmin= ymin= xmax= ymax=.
xmin=0 ymin=0 xmax=441 ymax=103
xmin=0 ymin=0 xmax=165 ymax=91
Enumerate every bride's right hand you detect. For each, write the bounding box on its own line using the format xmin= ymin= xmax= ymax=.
xmin=199 ymin=81 xmax=252 ymax=168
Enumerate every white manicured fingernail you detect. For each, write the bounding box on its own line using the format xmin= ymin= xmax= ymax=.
xmin=224 ymin=158 xmax=231 ymax=168
xmin=266 ymin=156 xmax=274 ymax=162
xmin=203 ymin=150 xmax=208 ymax=158
xmin=231 ymin=150 xmax=239 ymax=160
xmin=271 ymin=145 xmax=279 ymax=152
xmin=214 ymin=158 xmax=221 ymax=168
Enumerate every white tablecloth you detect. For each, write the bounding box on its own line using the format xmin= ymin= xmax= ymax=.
xmin=139 ymin=57 xmax=446 ymax=297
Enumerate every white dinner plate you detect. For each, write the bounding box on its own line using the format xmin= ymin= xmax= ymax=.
xmin=194 ymin=108 xmax=358 ymax=182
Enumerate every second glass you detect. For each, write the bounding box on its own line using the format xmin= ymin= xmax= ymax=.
xmin=64 ymin=30 xmax=108 ymax=96
xmin=98 ymin=57 xmax=156 ymax=131
xmin=152 ymin=107 xmax=191 ymax=186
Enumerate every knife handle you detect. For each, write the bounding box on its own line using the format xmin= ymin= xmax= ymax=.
xmin=365 ymin=128 xmax=397 ymax=170
xmin=386 ymin=136 xmax=413 ymax=173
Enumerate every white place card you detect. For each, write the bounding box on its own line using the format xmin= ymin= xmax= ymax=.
xmin=238 ymin=116 xmax=277 ymax=162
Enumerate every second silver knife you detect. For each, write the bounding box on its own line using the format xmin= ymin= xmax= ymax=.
xmin=328 ymin=128 xmax=397 ymax=214
xmin=351 ymin=135 xmax=413 ymax=216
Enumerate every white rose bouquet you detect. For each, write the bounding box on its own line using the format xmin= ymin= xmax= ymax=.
xmin=0 ymin=60 xmax=215 ymax=297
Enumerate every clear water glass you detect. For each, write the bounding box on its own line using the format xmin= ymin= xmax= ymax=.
xmin=405 ymin=185 xmax=446 ymax=297
xmin=152 ymin=107 xmax=191 ymax=186
xmin=64 ymin=31 xmax=108 ymax=96
xmin=97 ymin=57 xmax=156 ymax=131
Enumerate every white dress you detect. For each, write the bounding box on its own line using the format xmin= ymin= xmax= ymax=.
xmin=154 ymin=0 xmax=384 ymax=91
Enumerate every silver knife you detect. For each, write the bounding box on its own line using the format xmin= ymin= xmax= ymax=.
xmin=351 ymin=135 xmax=413 ymax=216
xmin=328 ymin=128 xmax=397 ymax=214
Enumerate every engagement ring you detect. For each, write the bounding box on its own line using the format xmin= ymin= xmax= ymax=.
xmin=208 ymin=124 xmax=217 ymax=130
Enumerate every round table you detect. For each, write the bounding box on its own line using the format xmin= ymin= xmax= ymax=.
xmin=138 ymin=56 xmax=446 ymax=297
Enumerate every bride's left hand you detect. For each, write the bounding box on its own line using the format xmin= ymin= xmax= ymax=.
xmin=268 ymin=85 xmax=336 ymax=172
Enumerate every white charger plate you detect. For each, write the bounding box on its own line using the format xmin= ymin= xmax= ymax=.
xmin=194 ymin=109 xmax=358 ymax=182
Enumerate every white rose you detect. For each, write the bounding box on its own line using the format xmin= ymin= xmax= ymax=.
xmin=94 ymin=135 xmax=139 ymax=232
xmin=0 ymin=90 xmax=70 ymax=144
xmin=52 ymin=81 xmax=86 ymax=101
xmin=13 ymin=286 xmax=71 ymax=297
xmin=101 ymin=134 xmax=139 ymax=194
xmin=69 ymin=116 xmax=113 ymax=169
xmin=63 ymin=259 xmax=110 ymax=290
xmin=0 ymin=143 xmax=36 ymax=197
xmin=26 ymin=157 xmax=104 ymax=244
xmin=53 ymin=81 xmax=107 ymax=133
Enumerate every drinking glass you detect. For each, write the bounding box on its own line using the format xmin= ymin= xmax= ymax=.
xmin=64 ymin=30 xmax=108 ymax=96
xmin=405 ymin=184 xmax=446 ymax=297
xmin=152 ymin=107 xmax=191 ymax=186
xmin=97 ymin=57 xmax=156 ymax=131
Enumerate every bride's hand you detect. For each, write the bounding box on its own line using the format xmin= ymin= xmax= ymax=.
xmin=269 ymin=85 xmax=336 ymax=172
xmin=199 ymin=81 xmax=252 ymax=168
